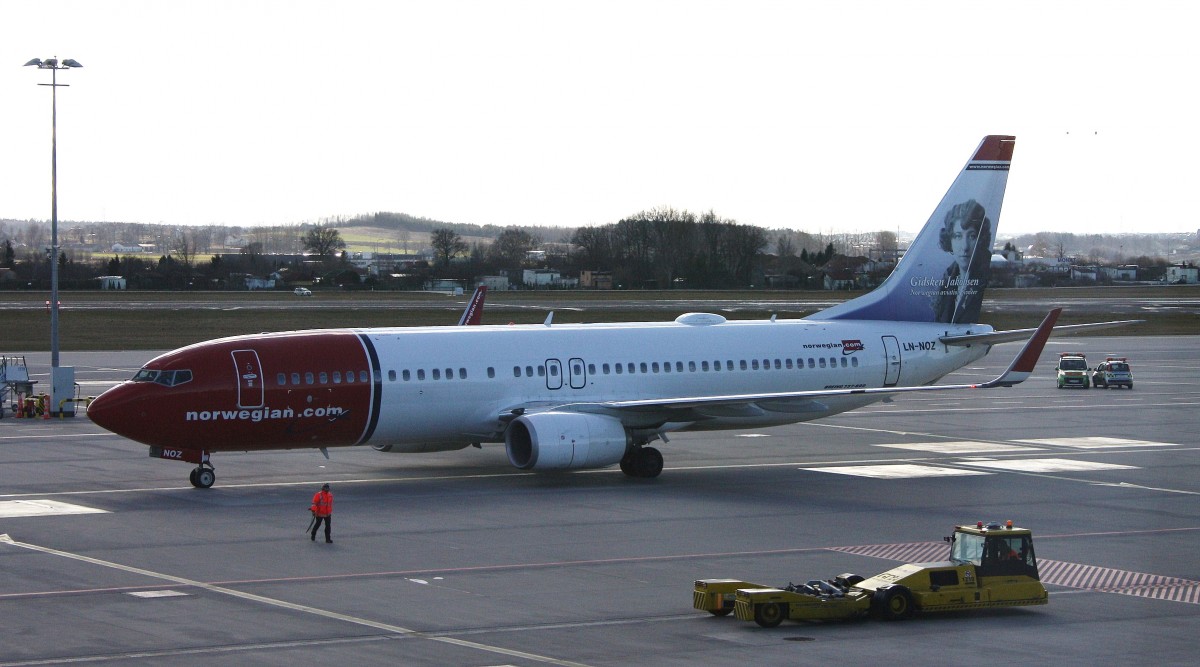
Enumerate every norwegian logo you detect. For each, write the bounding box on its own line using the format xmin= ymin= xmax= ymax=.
xmin=841 ymin=340 xmax=864 ymax=355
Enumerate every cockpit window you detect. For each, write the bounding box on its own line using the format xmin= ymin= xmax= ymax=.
xmin=132 ymin=368 xmax=193 ymax=387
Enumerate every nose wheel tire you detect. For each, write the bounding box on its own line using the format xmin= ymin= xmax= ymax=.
xmin=189 ymin=466 xmax=216 ymax=489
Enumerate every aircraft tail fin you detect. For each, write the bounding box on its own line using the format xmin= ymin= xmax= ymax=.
xmin=458 ymin=285 xmax=487 ymax=326
xmin=813 ymin=135 xmax=1015 ymax=324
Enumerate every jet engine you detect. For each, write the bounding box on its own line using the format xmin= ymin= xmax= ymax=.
xmin=505 ymin=412 xmax=630 ymax=471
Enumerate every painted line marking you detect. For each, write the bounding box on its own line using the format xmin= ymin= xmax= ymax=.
xmin=877 ymin=441 xmax=1043 ymax=454
xmin=1015 ymin=437 xmax=1177 ymax=449
xmin=806 ymin=464 xmax=991 ymax=479
xmin=127 ymin=590 xmax=189 ymax=598
xmin=0 ymin=500 xmax=109 ymax=518
xmin=0 ymin=534 xmax=591 ymax=667
xmin=961 ymin=458 xmax=1137 ymax=473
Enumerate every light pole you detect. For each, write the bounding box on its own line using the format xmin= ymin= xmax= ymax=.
xmin=24 ymin=57 xmax=82 ymax=371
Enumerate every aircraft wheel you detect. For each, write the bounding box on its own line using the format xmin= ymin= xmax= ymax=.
xmin=708 ymin=607 xmax=733 ymax=617
xmin=637 ymin=447 xmax=664 ymax=478
xmin=753 ymin=602 xmax=785 ymax=628
xmin=193 ymin=467 xmax=215 ymax=489
xmin=619 ymin=451 xmax=635 ymax=476
xmin=188 ymin=468 xmax=199 ymax=487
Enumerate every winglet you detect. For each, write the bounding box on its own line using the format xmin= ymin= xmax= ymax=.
xmin=978 ymin=308 xmax=1061 ymax=388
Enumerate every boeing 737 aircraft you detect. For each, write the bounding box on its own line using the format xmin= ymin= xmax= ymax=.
xmin=87 ymin=135 xmax=1123 ymax=488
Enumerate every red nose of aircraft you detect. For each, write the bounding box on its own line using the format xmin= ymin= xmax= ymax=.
xmin=87 ymin=382 xmax=161 ymax=446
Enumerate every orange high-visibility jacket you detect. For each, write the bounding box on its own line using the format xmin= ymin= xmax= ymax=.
xmin=310 ymin=490 xmax=333 ymax=517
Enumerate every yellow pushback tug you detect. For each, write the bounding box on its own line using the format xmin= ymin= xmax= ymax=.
xmin=694 ymin=521 xmax=1048 ymax=627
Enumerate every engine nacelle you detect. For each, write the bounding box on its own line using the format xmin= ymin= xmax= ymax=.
xmin=505 ymin=412 xmax=630 ymax=471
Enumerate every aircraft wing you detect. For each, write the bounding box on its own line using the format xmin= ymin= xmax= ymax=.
xmin=508 ymin=309 xmax=1061 ymax=419
xmin=940 ymin=317 xmax=1142 ymax=346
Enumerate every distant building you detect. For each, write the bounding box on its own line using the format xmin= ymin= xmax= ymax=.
xmin=479 ymin=275 xmax=511 ymax=291
xmin=579 ymin=270 xmax=613 ymax=290
xmin=97 ymin=275 xmax=126 ymax=290
xmin=1165 ymin=263 xmax=1198 ymax=284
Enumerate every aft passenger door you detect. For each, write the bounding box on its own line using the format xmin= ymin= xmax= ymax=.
xmin=881 ymin=336 xmax=901 ymax=387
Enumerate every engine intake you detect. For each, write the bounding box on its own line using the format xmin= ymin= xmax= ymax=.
xmin=505 ymin=412 xmax=630 ymax=471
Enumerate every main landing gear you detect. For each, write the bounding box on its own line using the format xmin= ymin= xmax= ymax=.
xmin=188 ymin=463 xmax=216 ymax=489
xmin=620 ymin=445 xmax=664 ymax=479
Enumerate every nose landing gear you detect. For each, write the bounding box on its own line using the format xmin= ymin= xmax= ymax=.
xmin=188 ymin=463 xmax=216 ymax=489
xmin=151 ymin=447 xmax=216 ymax=488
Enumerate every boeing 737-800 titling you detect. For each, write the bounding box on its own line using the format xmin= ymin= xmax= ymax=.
xmin=86 ymin=135 xmax=1126 ymax=488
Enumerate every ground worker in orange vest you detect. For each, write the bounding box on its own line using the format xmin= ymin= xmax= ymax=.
xmin=309 ymin=483 xmax=333 ymax=543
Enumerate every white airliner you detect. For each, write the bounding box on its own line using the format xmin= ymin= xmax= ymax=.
xmin=86 ymin=135 xmax=1127 ymax=488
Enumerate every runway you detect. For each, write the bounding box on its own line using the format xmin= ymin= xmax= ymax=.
xmin=2 ymin=336 xmax=1198 ymax=665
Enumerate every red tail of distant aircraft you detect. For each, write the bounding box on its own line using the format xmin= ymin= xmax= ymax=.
xmin=458 ymin=285 xmax=487 ymax=326
xmin=87 ymin=136 xmax=1136 ymax=488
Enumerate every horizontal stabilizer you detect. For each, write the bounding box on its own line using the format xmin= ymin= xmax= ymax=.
xmin=941 ymin=317 xmax=1143 ymax=347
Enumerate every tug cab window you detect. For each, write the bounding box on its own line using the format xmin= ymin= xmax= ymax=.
xmin=951 ymin=531 xmax=1038 ymax=579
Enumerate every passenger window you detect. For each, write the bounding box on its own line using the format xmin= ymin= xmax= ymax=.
xmin=819 ymin=358 xmax=827 ymax=368
xmin=774 ymin=359 xmax=781 ymax=369
xmin=740 ymin=360 xmax=748 ymax=371
xmin=603 ymin=363 xmax=611 ymax=374
xmin=345 ymin=370 xmax=355 ymax=383
xmin=487 ymin=367 xmax=495 ymax=378
xmin=333 ymin=371 xmax=342 ymax=384
xmin=387 ymin=370 xmax=396 ymax=381
xmin=829 ymin=357 xmax=837 ymax=368
xmin=652 ymin=362 xmax=660 ymax=373
xmin=808 ymin=358 xmax=815 ymax=369
xmin=458 ymin=368 xmax=466 ymax=379
xmin=726 ymin=360 xmax=734 ymax=371
xmin=628 ymin=363 xmax=635 ymax=374
xmin=676 ymin=362 xmax=684 ymax=372
xmin=840 ymin=358 xmax=847 ymax=368
xmin=526 ymin=365 xmax=534 ymax=377
xmin=360 ymin=370 xmax=369 ymax=383
xmin=445 ymin=368 xmax=453 ymax=379
xmin=614 ymin=364 xmax=622 ymax=374
xmin=702 ymin=361 xmax=710 ymax=371
xmin=688 ymin=361 xmax=696 ymax=372
xmin=433 ymin=369 xmax=441 ymax=380
xmin=291 ymin=372 xmax=301 ymax=385
xmin=320 ymin=372 xmax=329 ymax=384
xmin=752 ymin=360 xmax=760 ymax=370
xmin=403 ymin=370 xmax=411 ymax=381
xmin=514 ymin=366 xmax=521 ymax=377
xmin=305 ymin=372 xmax=315 ymax=385
xmin=417 ymin=369 xmax=425 ymax=380
xmin=851 ymin=357 xmax=859 ymax=367
xmin=640 ymin=363 xmax=648 ymax=373
xmin=661 ymin=362 xmax=669 ymax=373
xmin=277 ymin=373 xmax=286 ymax=385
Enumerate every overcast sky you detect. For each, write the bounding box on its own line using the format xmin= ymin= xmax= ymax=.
xmin=3 ymin=1 xmax=1196 ymax=236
